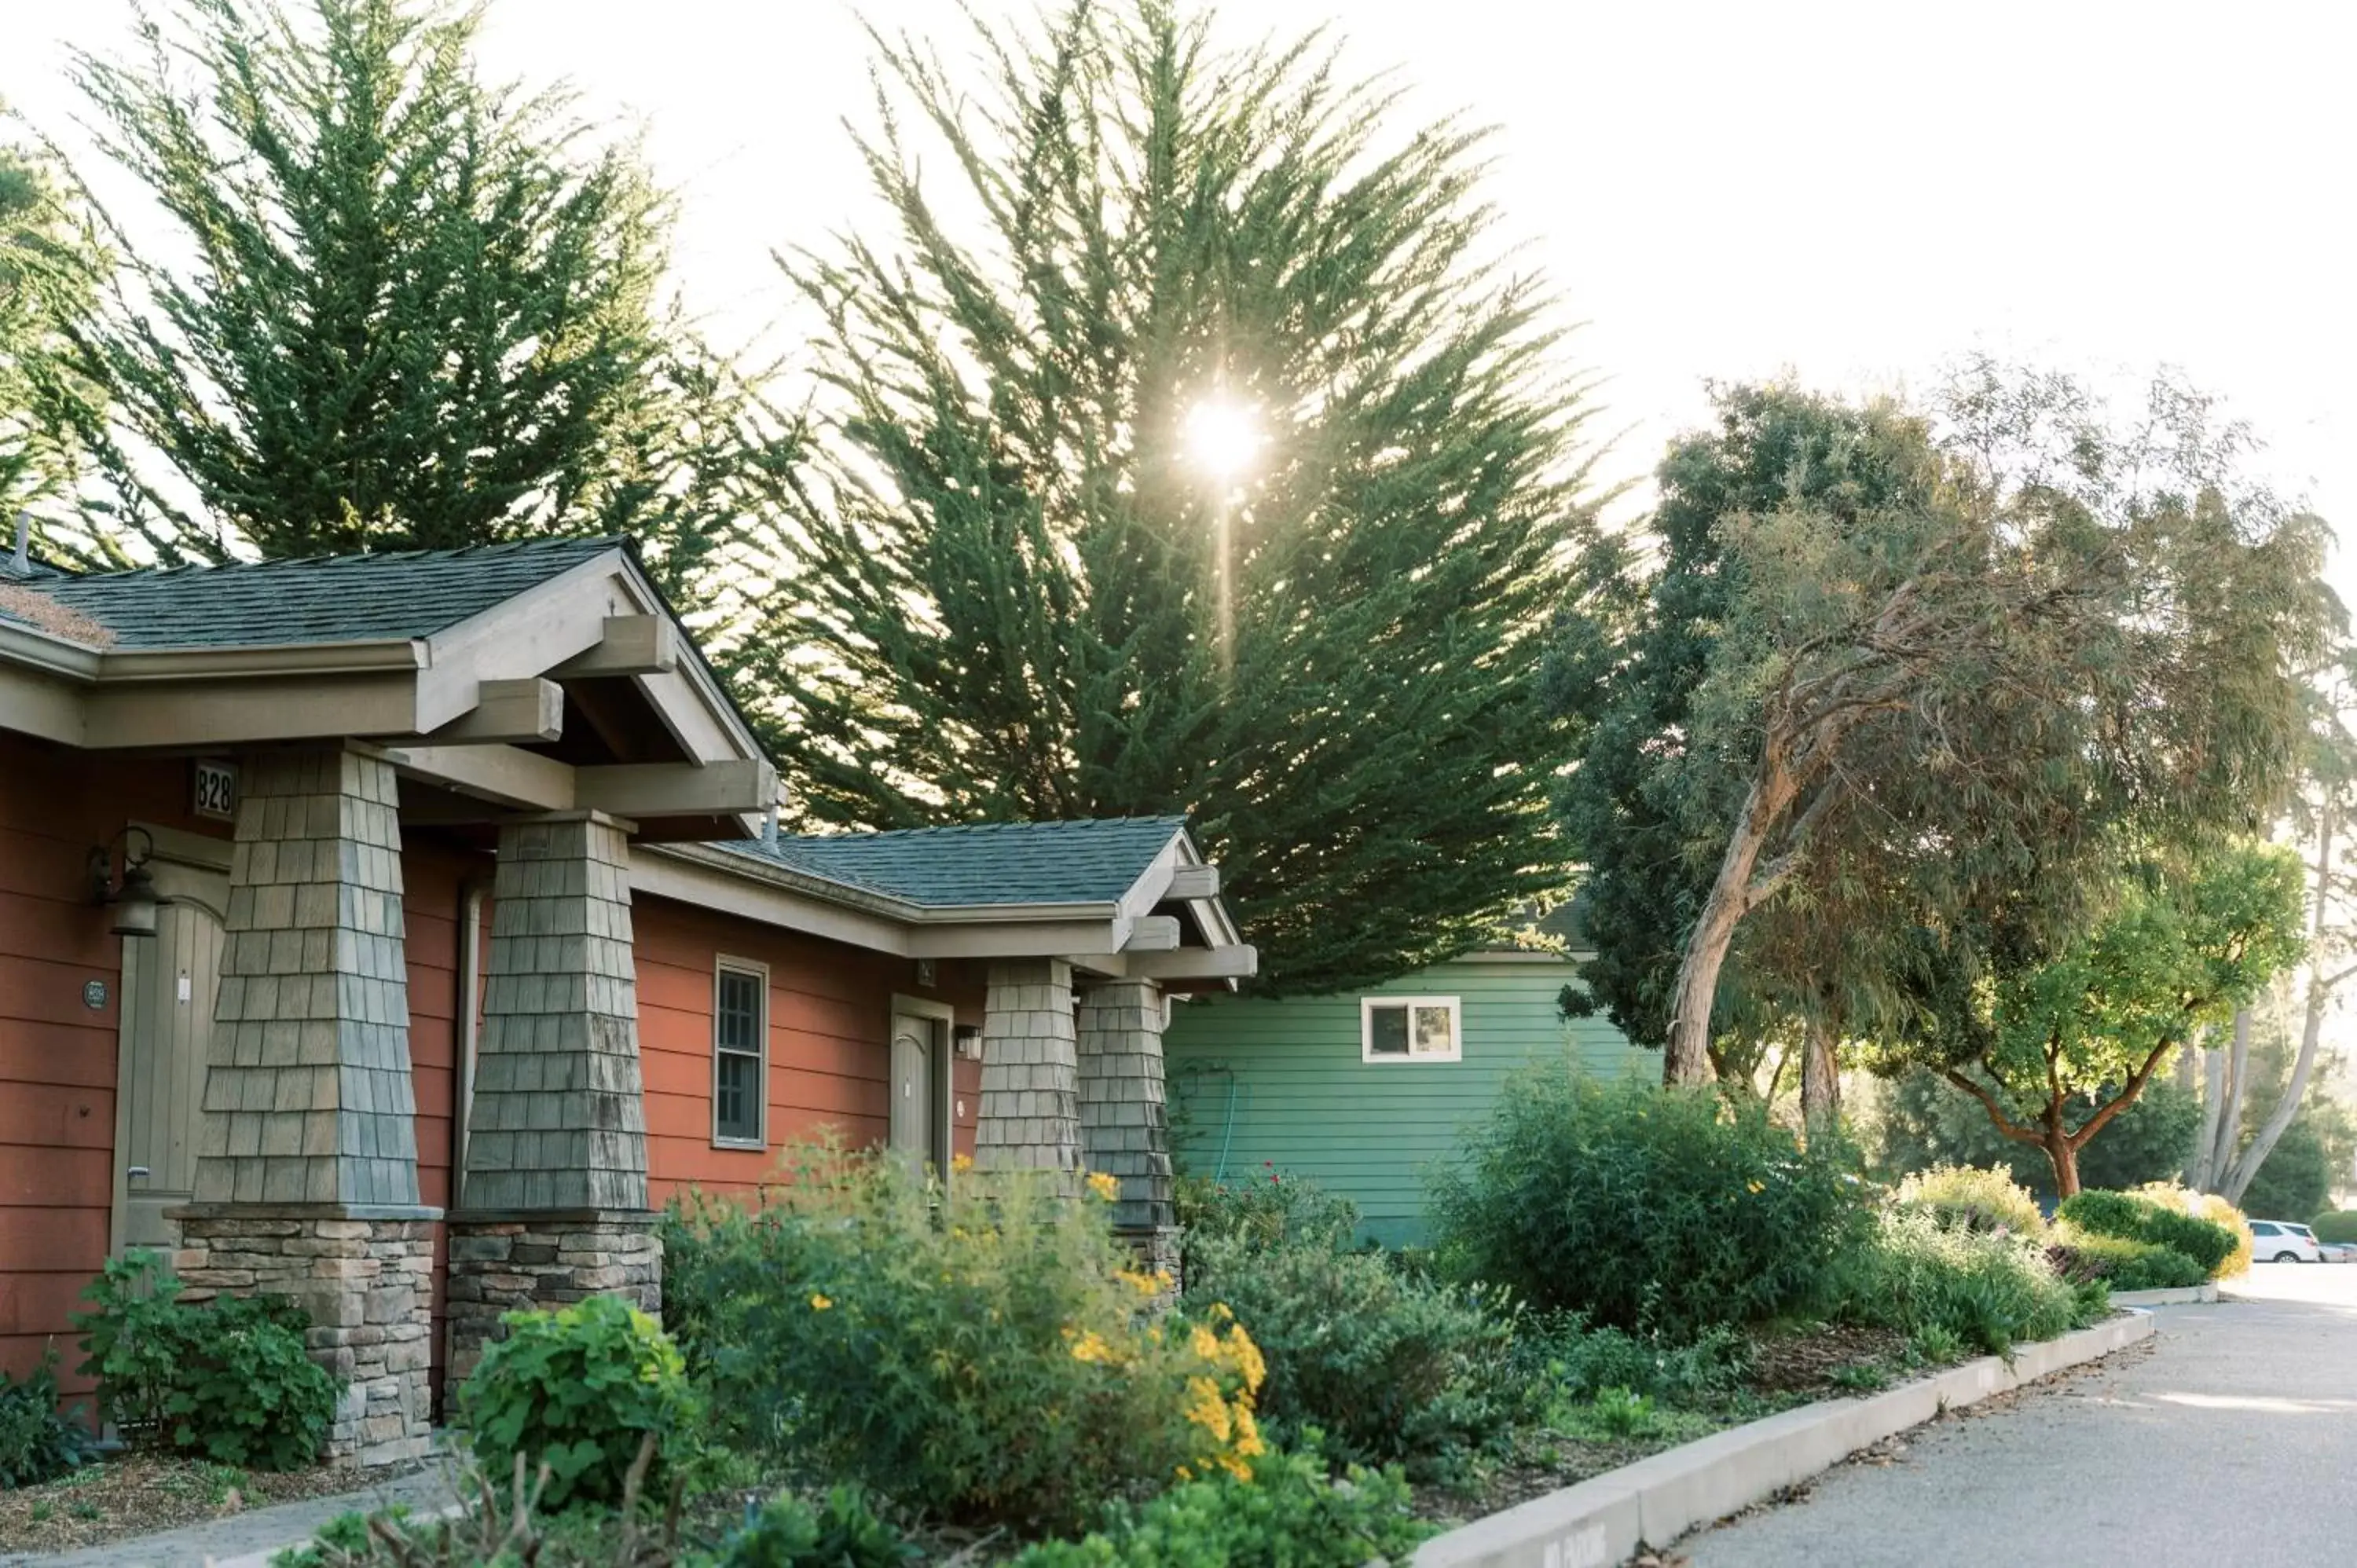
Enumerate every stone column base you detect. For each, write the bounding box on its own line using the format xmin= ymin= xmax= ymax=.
xmin=168 ymin=1203 xmax=439 ymax=1468
xmin=443 ymin=1210 xmax=663 ymax=1406
xmin=1116 ymin=1225 xmax=1182 ymax=1294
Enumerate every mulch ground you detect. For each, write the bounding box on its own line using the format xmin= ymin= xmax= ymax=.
xmin=0 ymin=1453 xmax=420 ymax=1558
xmin=1413 ymin=1319 xmax=1921 ymax=1527
xmin=1743 ymin=1322 xmax=1911 ymax=1395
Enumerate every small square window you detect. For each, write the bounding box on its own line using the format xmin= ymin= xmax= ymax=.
xmin=1361 ymin=997 xmax=1461 ymax=1063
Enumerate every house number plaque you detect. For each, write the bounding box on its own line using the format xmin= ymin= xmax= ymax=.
xmin=193 ymin=758 xmax=240 ymax=821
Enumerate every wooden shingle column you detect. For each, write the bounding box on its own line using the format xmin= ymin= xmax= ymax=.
xmin=1076 ymin=979 xmax=1178 ymax=1275
xmin=444 ymin=811 xmax=659 ymax=1400
xmin=975 ymin=959 xmax=1082 ymax=1179
xmin=171 ymin=745 xmax=436 ymax=1468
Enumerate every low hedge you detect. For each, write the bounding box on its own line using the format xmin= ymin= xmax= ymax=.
xmin=2312 ymin=1211 xmax=2357 ymax=1244
xmin=2047 ymin=1231 xmax=2208 ymax=1291
xmin=1897 ymin=1166 xmax=2046 ymax=1238
xmin=2055 ymin=1190 xmax=2238 ymax=1278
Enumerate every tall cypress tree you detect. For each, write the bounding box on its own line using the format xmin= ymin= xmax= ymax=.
xmin=741 ymin=1 xmax=1596 ymax=995
xmin=0 ymin=117 xmax=107 ymax=562
xmin=57 ymin=0 xmax=757 ymax=588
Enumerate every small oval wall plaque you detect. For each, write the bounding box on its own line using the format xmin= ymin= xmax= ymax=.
xmin=82 ymin=979 xmax=108 ymax=1010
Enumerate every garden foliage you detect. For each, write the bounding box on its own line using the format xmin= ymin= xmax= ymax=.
xmin=1006 ymin=1442 xmax=1429 ymax=1568
xmin=2312 ymin=1211 xmax=2357 ymax=1244
xmin=714 ymin=1486 xmax=918 ymax=1568
xmin=71 ymin=1250 xmax=335 ymax=1471
xmin=2044 ymin=1233 xmax=2209 ymax=1291
xmin=1895 ymin=1166 xmax=2046 ymax=1237
xmin=0 ymin=1347 xmax=98 ymax=1489
xmin=662 ymin=1141 xmax=1265 ymax=1534
xmin=1182 ymin=1174 xmax=1534 ymax=1472
xmin=458 ymin=1294 xmax=700 ymax=1513
xmin=1428 ymin=1070 xmax=1865 ymax=1332
xmin=2056 ymin=1191 xmax=2238 ymax=1277
xmin=1821 ymin=1208 xmax=2095 ymax=1357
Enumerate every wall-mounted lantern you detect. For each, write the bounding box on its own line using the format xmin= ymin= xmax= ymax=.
xmin=90 ymin=826 xmax=164 ymax=938
xmin=953 ymin=1024 xmax=984 ymax=1061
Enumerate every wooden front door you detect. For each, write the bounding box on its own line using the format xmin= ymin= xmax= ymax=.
xmin=889 ymin=1013 xmax=944 ymax=1171
xmin=111 ymin=857 xmax=229 ymax=1255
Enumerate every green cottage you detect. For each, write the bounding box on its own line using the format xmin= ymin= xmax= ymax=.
xmin=1164 ymin=928 xmax=1651 ymax=1247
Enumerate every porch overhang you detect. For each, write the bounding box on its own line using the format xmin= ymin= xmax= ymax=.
xmin=633 ymin=833 xmax=1258 ymax=991
xmin=0 ymin=547 xmax=774 ymax=836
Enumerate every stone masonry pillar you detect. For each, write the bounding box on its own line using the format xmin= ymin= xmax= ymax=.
xmin=1076 ymin=979 xmax=1176 ymax=1271
xmin=445 ymin=812 xmax=658 ymax=1401
xmin=171 ymin=745 xmax=436 ymax=1468
xmin=974 ymin=958 xmax=1080 ymax=1178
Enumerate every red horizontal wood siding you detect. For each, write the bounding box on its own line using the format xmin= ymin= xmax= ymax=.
xmin=0 ymin=734 xmax=230 ymax=1391
xmin=631 ymin=894 xmax=983 ymax=1204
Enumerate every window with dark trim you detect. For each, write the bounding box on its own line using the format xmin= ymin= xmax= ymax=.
xmin=1360 ymin=996 xmax=1462 ymax=1063
xmin=713 ymin=963 xmax=767 ymax=1145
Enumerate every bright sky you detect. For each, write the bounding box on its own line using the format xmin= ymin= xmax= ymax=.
xmin=5 ymin=0 xmax=2352 ymax=589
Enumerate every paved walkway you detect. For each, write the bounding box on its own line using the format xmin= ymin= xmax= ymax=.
xmin=1684 ymin=1266 xmax=2357 ymax=1568
xmin=15 ymin=1462 xmax=460 ymax=1568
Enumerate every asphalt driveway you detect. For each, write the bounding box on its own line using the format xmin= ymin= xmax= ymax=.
xmin=1681 ymin=1266 xmax=2357 ymax=1567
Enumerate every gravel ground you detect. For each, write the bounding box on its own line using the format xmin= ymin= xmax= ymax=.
xmin=1680 ymin=1266 xmax=2357 ymax=1568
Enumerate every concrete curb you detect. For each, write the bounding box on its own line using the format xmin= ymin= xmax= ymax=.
xmin=1412 ymin=1311 xmax=2156 ymax=1568
xmin=2110 ymin=1283 xmax=2218 ymax=1306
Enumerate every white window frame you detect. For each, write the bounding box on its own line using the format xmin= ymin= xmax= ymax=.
xmin=712 ymin=956 xmax=770 ymax=1149
xmin=1360 ymin=995 xmax=1464 ymax=1064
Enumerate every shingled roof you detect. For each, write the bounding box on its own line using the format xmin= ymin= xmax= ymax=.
xmin=0 ymin=537 xmax=620 ymax=650
xmin=717 ymin=816 xmax=1191 ymax=908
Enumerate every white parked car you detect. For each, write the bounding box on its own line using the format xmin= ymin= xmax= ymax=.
xmin=2248 ymin=1219 xmax=2324 ymax=1262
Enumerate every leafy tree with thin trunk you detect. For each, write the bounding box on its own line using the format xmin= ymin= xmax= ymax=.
xmin=53 ymin=0 xmax=761 ymax=589
xmin=742 ymin=0 xmax=1595 ymax=993
xmin=1553 ymin=385 xmax=1937 ymax=1075
xmin=2217 ymin=659 xmax=2357 ymax=1203
xmin=1890 ymin=840 xmax=2307 ymax=1198
xmin=1562 ymin=365 xmax=2334 ymax=1088
xmin=1870 ymin=1068 xmax=2202 ymax=1203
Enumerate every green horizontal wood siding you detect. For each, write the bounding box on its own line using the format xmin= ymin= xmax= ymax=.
xmin=1164 ymin=956 xmax=1650 ymax=1246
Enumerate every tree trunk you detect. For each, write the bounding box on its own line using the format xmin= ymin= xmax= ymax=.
xmin=2222 ymin=805 xmax=2337 ymax=1205
xmin=2189 ymin=1035 xmax=2226 ymax=1189
xmin=2199 ymin=1007 xmax=2253 ymax=1192
xmin=1801 ymin=1012 xmax=1840 ymax=1138
xmin=2046 ymin=1132 xmax=2081 ymax=1200
xmin=1666 ymin=753 xmax=1798 ymax=1085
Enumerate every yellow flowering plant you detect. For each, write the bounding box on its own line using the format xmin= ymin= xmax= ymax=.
xmin=662 ymin=1137 xmax=1265 ymax=1534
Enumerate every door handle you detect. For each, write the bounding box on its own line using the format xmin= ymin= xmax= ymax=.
xmin=126 ymin=1166 xmax=152 ymax=1179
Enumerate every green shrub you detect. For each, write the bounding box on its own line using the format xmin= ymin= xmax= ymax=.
xmin=1428 ymin=1069 xmax=1868 ymax=1333
xmin=2056 ymin=1190 xmax=2238 ymax=1277
xmin=662 ymin=1140 xmax=1267 ymax=1535
xmin=1183 ymin=1184 xmax=1530 ymax=1473
xmin=2313 ymin=1211 xmax=2357 ymax=1244
xmin=0 ymin=1347 xmax=99 ymax=1489
xmin=1896 ymin=1166 xmax=2046 ymax=1238
xmin=715 ymin=1486 xmax=918 ymax=1568
xmin=1007 ymin=1442 xmax=1428 ymax=1568
xmin=2045 ymin=1232 xmax=2207 ymax=1291
xmin=1178 ymin=1170 xmax=1362 ymax=1260
xmin=1822 ymin=1207 xmax=2088 ymax=1357
xmin=1512 ymin=1314 xmax=1752 ymax=1405
xmin=71 ymin=1251 xmax=337 ymax=1471
xmin=267 ymin=1463 xmax=677 ymax=1566
xmin=458 ymin=1294 xmax=698 ymax=1514
xmin=270 ymin=1508 xmax=397 ymax=1568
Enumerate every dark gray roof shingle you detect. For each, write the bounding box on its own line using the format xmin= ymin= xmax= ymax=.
xmin=717 ymin=817 xmax=1188 ymax=907
xmin=0 ymin=537 xmax=620 ymax=649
